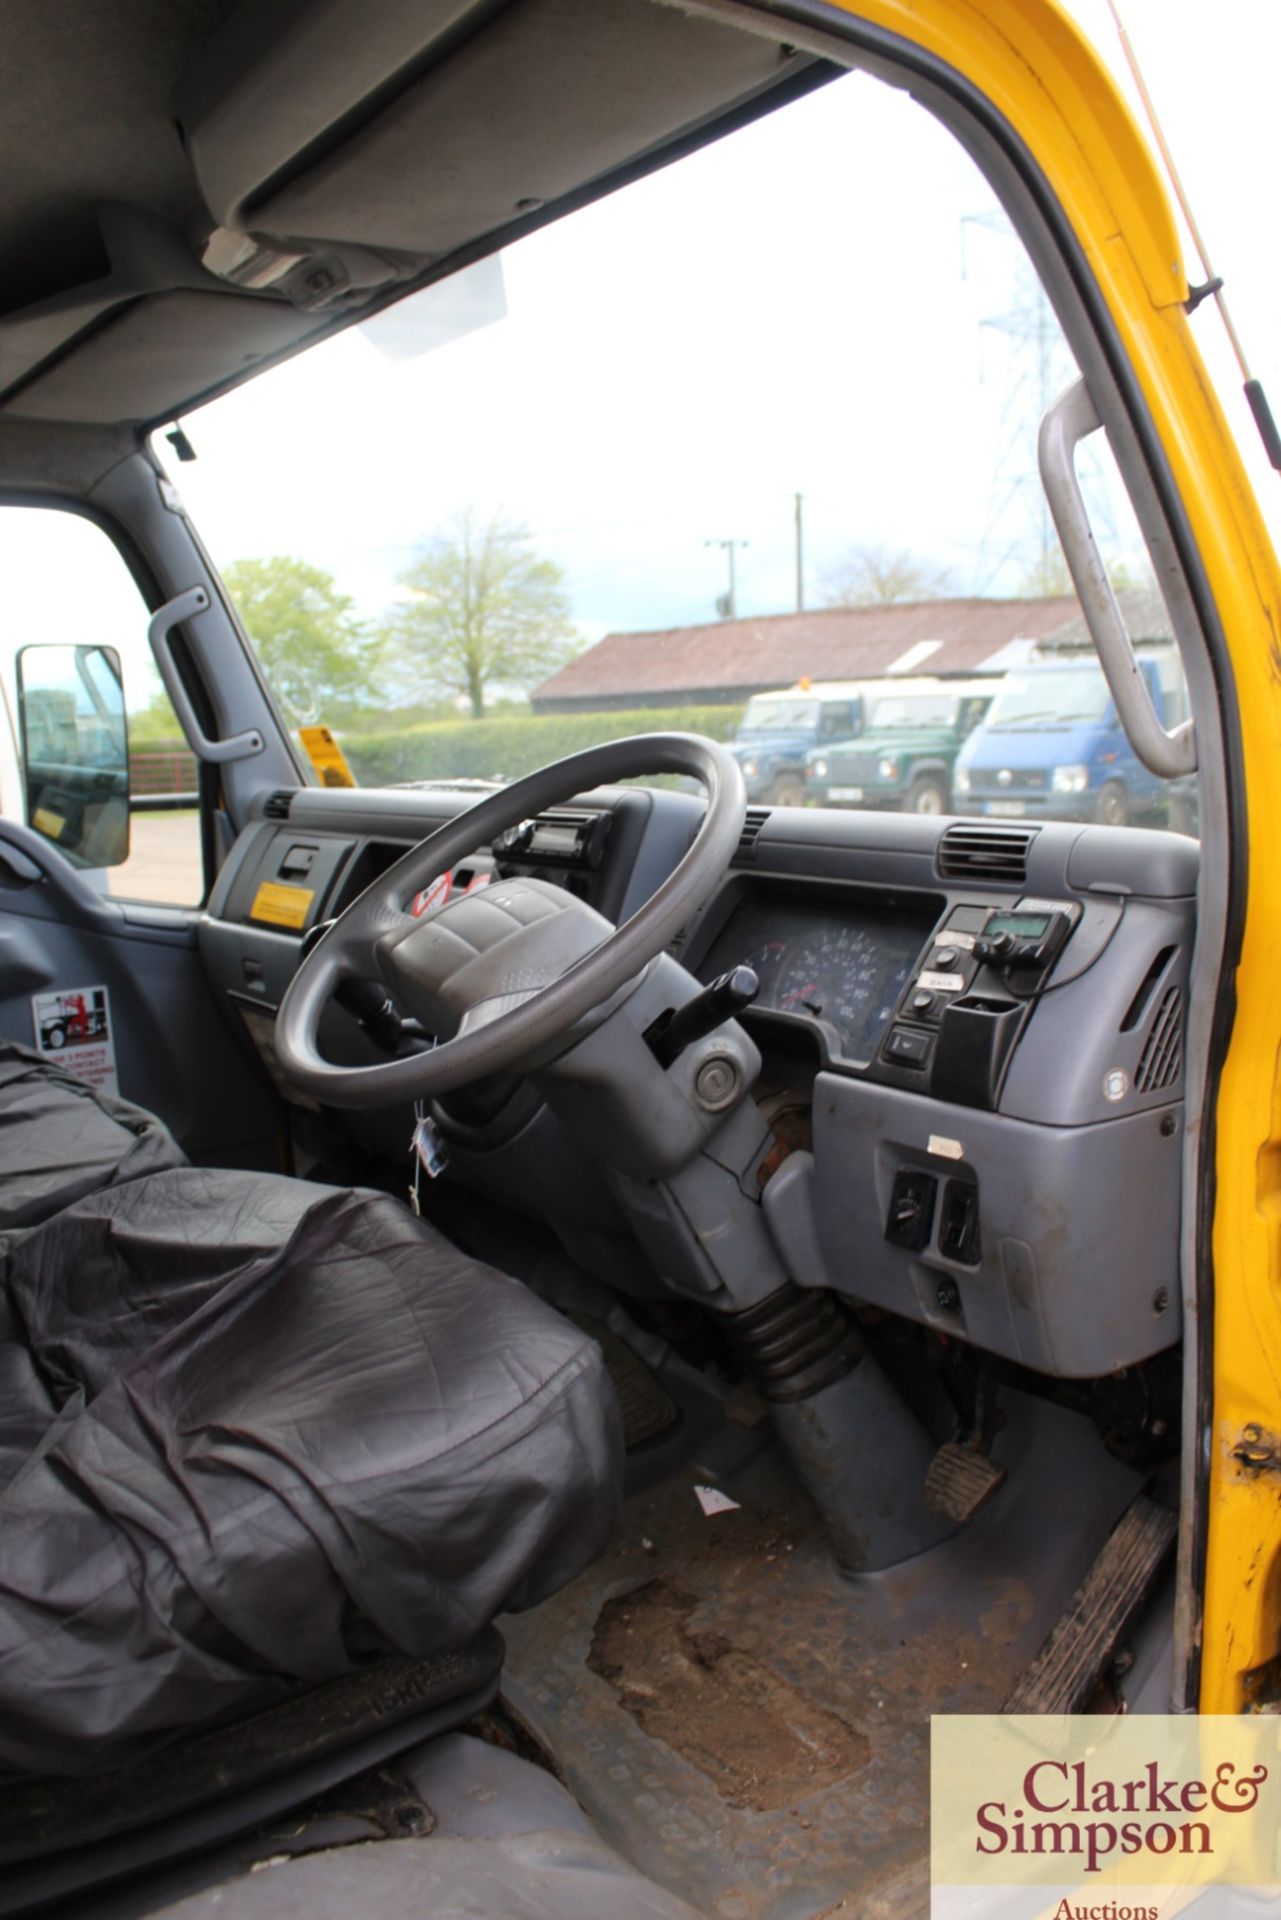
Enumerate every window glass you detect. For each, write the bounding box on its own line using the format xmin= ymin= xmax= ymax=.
xmin=985 ymin=669 xmax=1115 ymax=729
xmin=743 ymin=698 xmax=819 ymax=731
xmin=0 ymin=509 xmax=204 ymax=903
xmin=868 ymin=694 xmax=960 ymax=729
xmin=153 ymin=66 xmax=1192 ymax=836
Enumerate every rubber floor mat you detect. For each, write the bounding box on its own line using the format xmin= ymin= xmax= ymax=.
xmin=501 ymin=1392 xmax=1142 ymax=1920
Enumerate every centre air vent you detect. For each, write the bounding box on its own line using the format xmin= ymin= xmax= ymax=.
xmin=734 ymin=806 xmax=770 ymax=862
xmin=937 ymin=822 xmax=1036 ymax=884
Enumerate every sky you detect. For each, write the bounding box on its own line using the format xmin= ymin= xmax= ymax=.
xmin=7 ymin=0 xmax=1271 ymax=720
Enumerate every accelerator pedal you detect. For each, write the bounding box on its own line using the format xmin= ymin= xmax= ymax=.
xmin=1004 ymin=1493 xmax=1177 ymax=1714
xmin=925 ymin=1441 xmax=1006 ymax=1525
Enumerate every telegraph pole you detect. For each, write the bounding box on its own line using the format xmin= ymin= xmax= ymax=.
xmin=793 ymin=492 xmax=805 ymax=611
xmin=705 ymin=537 xmax=749 ymax=619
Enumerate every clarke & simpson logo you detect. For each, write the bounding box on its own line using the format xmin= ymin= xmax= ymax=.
xmin=975 ymin=1756 xmax=1268 ymax=1875
xmin=931 ymin=1715 xmax=1281 ymax=1919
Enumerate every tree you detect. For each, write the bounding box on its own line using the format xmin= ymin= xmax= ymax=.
xmin=1015 ymin=546 xmax=1073 ymax=597
xmin=819 ymin=544 xmax=954 ymax=608
xmin=222 ymin=556 xmax=371 ymax=724
xmin=376 ymin=508 xmax=579 ymax=718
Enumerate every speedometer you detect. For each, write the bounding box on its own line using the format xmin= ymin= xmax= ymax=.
xmin=698 ymin=898 xmax=932 ymax=1064
xmin=772 ymin=919 xmax=922 ymax=1059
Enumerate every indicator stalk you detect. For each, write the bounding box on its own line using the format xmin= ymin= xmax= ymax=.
xmin=645 ymin=965 xmax=760 ymax=1068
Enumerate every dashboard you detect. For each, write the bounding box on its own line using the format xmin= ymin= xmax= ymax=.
xmin=197 ymin=782 xmax=1199 ymax=1382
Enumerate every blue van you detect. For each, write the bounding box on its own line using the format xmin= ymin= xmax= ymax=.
xmin=954 ymin=647 xmax=1193 ymax=828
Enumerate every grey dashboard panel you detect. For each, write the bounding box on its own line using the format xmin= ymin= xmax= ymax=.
xmin=200 ymin=788 xmax=1197 ymax=1378
xmin=735 ymin=808 xmax=1199 ymax=901
xmin=765 ymin=1081 xmax=1182 ymax=1377
xmin=999 ymin=897 xmax=1192 ymax=1126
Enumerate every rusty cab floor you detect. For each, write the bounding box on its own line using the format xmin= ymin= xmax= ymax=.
xmin=500 ymin=1384 xmax=1144 ymax=1920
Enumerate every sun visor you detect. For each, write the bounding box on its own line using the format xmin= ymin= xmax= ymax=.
xmin=3 ymin=290 xmax=322 ymax=424
xmin=181 ymin=0 xmax=805 ymax=255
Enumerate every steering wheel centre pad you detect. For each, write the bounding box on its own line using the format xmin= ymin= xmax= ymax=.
xmin=378 ymin=878 xmax=618 ymax=1039
xmin=273 ymin=733 xmax=746 ymax=1108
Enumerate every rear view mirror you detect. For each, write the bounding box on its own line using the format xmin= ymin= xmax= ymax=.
xmin=16 ymin=644 xmax=131 ymax=867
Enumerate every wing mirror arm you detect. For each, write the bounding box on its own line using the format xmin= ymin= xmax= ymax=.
xmin=147 ymin=586 xmax=264 ymax=765
xmin=1038 ymin=378 xmax=1197 ymax=780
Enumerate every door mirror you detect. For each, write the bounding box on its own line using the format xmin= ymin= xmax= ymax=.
xmin=16 ymin=644 xmax=131 ymax=866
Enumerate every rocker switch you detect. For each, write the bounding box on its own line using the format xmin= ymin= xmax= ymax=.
xmin=885 ymin=1169 xmax=937 ymax=1253
xmin=939 ymin=1180 xmax=981 ymax=1265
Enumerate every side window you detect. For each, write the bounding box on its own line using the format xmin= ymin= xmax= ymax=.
xmin=820 ymin=704 xmax=854 ymax=739
xmin=0 ymin=507 xmax=204 ymax=905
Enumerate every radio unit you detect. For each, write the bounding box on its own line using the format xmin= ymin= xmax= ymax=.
xmin=493 ymin=808 xmax=612 ymax=871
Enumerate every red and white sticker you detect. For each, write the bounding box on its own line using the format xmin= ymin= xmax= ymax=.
xmin=409 ymin=872 xmax=453 ymax=918
xmin=32 ymin=984 xmax=118 ymax=1096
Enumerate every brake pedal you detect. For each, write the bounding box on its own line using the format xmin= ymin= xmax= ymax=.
xmin=924 ymin=1440 xmax=1006 ymax=1524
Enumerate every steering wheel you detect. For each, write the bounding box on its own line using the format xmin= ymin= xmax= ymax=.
xmin=273 ymin=733 xmax=746 ymax=1109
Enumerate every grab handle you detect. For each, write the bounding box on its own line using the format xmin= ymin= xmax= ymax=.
xmin=148 ymin=587 xmax=264 ymax=764
xmin=1038 ymin=379 xmax=1196 ymax=779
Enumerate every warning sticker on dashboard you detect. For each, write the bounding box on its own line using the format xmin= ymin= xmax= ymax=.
xmin=250 ymin=881 xmax=314 ymax=930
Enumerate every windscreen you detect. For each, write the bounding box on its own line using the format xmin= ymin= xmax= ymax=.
xmin=741 ymin=698 xmax=820 ymax=731
xmin=868 ymin=694 xmax=959 ymax=729
xmin=985 ymin=668 xmax=1113 ymax=728
xmin=151 ymin=63 xmax=1193 ymax=838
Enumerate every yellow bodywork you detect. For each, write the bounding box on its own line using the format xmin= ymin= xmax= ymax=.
xmin=814 ymin=0 xmax=1281 ymax=1709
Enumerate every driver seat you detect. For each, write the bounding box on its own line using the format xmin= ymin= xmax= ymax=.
xmin=0 ymin=1036 xmax=186 ymax=1229
xmin=0 ymin=1164 xmax=622 ymax=1782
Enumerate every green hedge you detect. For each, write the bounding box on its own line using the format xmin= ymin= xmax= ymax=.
xmin=339 ymin=705 xmax=743 ymax=787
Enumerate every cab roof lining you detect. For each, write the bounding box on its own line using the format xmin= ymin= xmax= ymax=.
xmin=0 ymin=0 xmax=831 ymax=435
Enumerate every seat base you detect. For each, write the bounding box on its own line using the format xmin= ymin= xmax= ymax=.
xmin=0 ymin=1632 xmax=503 ymax=1918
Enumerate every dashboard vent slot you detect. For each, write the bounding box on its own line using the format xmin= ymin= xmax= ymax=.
xmin=937 ymin=823 xmax=1035 ymax=884
xmin=263 ymin=789 xmax=293 ymax=820
xmin=734 ymin=807 xmax=770 ymax=862
xmin=1136 ymin=985 xmax=1183 ymax=1093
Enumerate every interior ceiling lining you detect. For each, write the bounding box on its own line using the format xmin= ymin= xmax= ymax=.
xmin=0 ymin=0 xmax=241 ymax=315
xmin=0 ymin=0 xmax=820 ymax=430
xmin=233 ymin=0 xmax=800 ymax=254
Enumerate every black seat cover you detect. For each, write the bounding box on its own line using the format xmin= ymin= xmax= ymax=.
xmin=0 ymin=1038 xmax=185 ymax=1229
xmin=0 ymin=1168 xmax=622 ymax=1778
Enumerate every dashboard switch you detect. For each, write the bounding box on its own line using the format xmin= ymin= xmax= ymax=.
xmin=911 ymin=989 xmax=936 ymax=1016
xmin=939 ymin=1179 xmax=981 ymax=1265
xmin=884 ymin=1024 xmax=931 ymax=1066
xmin=886 ymin=1169 xmax=937 ymax=1252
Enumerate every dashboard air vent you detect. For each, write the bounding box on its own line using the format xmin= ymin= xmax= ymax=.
xmin=734 ymin=806 xmax=770 ymax=862
xmin=937 ymin=823 xmax=1035 ymax=884
xmin=263 ymin=789 xmax=293 ymax=820
xmin=1136 ymin=985 xmax=1183 ymax=1093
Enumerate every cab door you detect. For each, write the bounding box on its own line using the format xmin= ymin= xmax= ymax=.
xmin=816 ymin=0 xmax=1281 ymax=1718
xmin=0 ymin=501 xmax=277 ymax=1167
